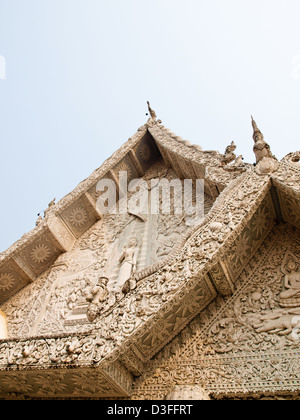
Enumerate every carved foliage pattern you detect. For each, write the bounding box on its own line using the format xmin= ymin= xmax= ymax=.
xmin=0 ymin=369 xmax=127 ymax=399
xmin=1 ymin=161 xmax=214 ymax=340
xmin=0 ymin=141 xmax=299 ymax=399
xmin=0 ymin=168 xmax=269 ymax=375
xmin=132 ymin=225 xmax=300 ymax=399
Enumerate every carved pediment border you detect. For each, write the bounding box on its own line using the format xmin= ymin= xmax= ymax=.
xmin=272 ymin=179 xmax=300 ymax=230
xmin=131 ymin=224 xmax=300 ymax=400
xmin=0 ymin=119 xmax=300 ymax=398
xmin=0 ymin=170 xmax=273 ymax=372
xmin=0 ymin=120 xmax=243 ymax=306
xmin=131 ymin=351 xmax=300 ymax=400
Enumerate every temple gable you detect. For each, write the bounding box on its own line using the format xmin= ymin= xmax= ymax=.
xmin=0 ymin=110 xmax=299 ymax=400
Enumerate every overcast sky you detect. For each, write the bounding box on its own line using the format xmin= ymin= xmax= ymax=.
xmin=0 ymin=0 xmax=299 ymax=252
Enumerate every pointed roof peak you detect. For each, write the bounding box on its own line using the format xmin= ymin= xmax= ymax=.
xmin=251 ymin=115 xmax=262 ymax=134
xmin=251 ymin=115 xmax=266 ymax=144
xmin=147 ymin=101 xmax=157 ymax=121
xmin=250 ymin=116 xmax=277 ymax=165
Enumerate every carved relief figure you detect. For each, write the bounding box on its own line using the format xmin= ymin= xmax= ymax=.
xmin=86 ymin=277 xmax=109 ymax=322
xmin=221 ymin=141 xmax=237 ymax=165
xmin=221 ymin=142 xmax=245 ymax=173
xmin=279 ymin=261 xmax=300 ymax=306
xmin=108 ymin=237 xmax=139 ymax=295
xmin=87 ymin=304 xmax=99 ymax=323
xmin=86 ymin=277 xmax=109 ymax=305
xmin=254 ymin=308 xmax=300 ymax=335
xmin=249 ymin=256 xmax=300 ymax=339
xmin=250 ymin=254 xmax=300 ymax=339
xmin=196 ymin=232 xmax=300 ymax=356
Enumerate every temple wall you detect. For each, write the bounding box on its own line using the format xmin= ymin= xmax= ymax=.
xmin=132 ymin=224 xmax=300 ymax=399
xmin=0 ymin=119 xmax=298 ymax=400
xmin=0 ymin=160 xmax=214 ymax=340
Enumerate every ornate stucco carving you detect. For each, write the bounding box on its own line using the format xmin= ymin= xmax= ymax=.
xmin=0 ymin=118 xmax=240 ymax=306
xmin=0 ymin=167 xmax=275 ymax=390
xmin=0 ymin=113 xmax=299 ymax=399
xmin=166 ymin=385 xmax=211 ymax=401
xmin=132 ymin=224 xmax=300 ymax=400
xmin=1 ymin=159 xmax=215 ymax=340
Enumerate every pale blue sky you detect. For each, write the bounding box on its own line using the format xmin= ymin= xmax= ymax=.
xmin=0 ymin=0 xmax=299 ymax=252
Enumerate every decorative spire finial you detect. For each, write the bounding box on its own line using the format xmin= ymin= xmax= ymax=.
xmin=251 ymin=115 xmax=264 ymax=140
xmin=147 ymin=101 xmax=157 ymax=121
xmin=251 ymin=116 xmax=277 ymax=171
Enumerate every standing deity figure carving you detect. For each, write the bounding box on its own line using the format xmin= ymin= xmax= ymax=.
xmin=108 ymin=237 xmax=140 ymax=296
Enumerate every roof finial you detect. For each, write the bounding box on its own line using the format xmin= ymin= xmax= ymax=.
xmin=147 ymin=101 xmax=157 ymax=122
xmin=251 ymin=116 xmax=277 ymax=170
xmin=221 ymin=141 xmax=237 ymax=165
xmin=251 ymin=115 xmax=264 ymax=140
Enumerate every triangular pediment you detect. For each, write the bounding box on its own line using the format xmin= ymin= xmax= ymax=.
xmin=0 ymin=113 xmax=299 ymax=399
xmin=0 ymin=119 xmax=244 ymax=306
